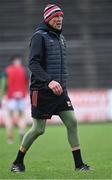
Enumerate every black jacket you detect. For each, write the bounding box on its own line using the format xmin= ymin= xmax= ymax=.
xmin=29 ymin=22 xmax=68 ymax=90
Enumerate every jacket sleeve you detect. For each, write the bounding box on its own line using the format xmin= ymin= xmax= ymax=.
xmin=29 ymin=33 xmax=52 ymax=84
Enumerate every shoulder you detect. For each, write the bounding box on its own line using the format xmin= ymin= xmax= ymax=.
xmin=6 ymin=65 xmax=12 ymax=71
xmin=60 ymin=34 xmax=66 ymax=41
xmin=30 ymin=30 xmax=47 ymax=45
xmin=32 ymin=30 xmax=48 ymax=39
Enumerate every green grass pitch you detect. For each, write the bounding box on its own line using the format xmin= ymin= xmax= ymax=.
xmin=0 ymin=123 xmax=112 ymax=179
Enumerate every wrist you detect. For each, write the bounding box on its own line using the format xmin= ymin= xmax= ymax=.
xmin=46 ymin=79 xmax=53 ymax=86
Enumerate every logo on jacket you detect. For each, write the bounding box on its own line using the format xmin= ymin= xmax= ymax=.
xmin=67 ymin=101 xmax=72 ymax=107
xmin=49 ymin=40 xmax=54 ymax=42
xmin=61 ymin=38 xmax=65 ymax=45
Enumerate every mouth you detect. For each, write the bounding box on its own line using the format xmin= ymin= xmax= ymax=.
xmin=57 ymin=23 xmax=62 ymax=26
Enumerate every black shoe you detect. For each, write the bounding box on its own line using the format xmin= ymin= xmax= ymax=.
xmin=11 ymin=163 xmax=25 ymax=172
xmin=75 ymin=164 xmax=92 ymax=171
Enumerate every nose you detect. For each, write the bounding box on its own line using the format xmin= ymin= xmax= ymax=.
xmin=58 ymin=15 xmax=63 ymax=21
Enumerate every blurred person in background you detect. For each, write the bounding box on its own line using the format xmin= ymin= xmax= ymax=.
xmin=0 ymin=66 xmax=2 ymax=108
xmin=1 ymin=55 xmax=28 ymax=144
xmin=11 ymin=4 xmax=91 ymax=172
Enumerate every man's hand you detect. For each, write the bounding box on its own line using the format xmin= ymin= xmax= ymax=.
xmin=48 ymin=80 xmax=63 ymax=96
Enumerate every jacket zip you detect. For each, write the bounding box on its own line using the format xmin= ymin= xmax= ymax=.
xmin=59 ymin=39 xmax=63 ymax=84
xmin=49 ymin=31 xmax=63 ymax=84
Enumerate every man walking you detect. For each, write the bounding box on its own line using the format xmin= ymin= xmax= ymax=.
xmin=11 ymin=4 xmax=91 ymax=172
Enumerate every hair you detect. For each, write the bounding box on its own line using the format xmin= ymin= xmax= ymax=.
xmin=9 ymin=55 xmax=22 ymax=63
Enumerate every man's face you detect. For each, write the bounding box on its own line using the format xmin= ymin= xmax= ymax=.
xmin=48 ymin=15 xmax=63 ymax=30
